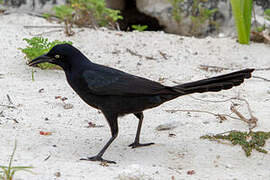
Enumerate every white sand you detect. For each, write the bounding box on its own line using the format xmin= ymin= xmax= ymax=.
xmin=0 ymin=13 xmax=270 ymax=180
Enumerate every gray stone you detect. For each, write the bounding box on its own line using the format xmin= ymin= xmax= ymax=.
xmin=136 ymin=0 xmax=269 ymax=36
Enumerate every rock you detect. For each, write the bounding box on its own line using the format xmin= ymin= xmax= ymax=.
xmin=156 ymin=121 xmax=179 ymax=131
xmin=63 ymin=103 xmax=73 ymax=109
xmin=136 ymin=0 xmax=269 ymax=36
xmin=54 ymin=172 xmax=61 ymax=177
xmin=2 ymin=0 xmax=269 ymax=36
xmin=106 ymin=0 xmax=125 ymax=10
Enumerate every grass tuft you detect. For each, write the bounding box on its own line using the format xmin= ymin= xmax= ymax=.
xmin=0 ymin=140 xmax=34 ymax=180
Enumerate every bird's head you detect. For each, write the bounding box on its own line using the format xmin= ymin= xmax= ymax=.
xmin=28 ymin=44 xmax=87 ymax=70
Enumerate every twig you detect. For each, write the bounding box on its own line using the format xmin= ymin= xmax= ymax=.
xmin=230 ymin=98 xmax=258 ymax=130
xmin=215 ymin=130 xmax=238 ymax=136
xmin=188 ymin=95 xmax=235 ymax=103
xmin=26 ymin=12 xmax=48 ymax=18
xmin=199 ymin=65 xmax=230 ymax=72
xmin=26 ymin=12 xmax=59 ymax=21
xmin=168 ymin=167 xmax=182 ymax=175
xmin=44 ymin=154 xmax=51 ymax=161
xmin=255 ymin=67 xmax=270 ymax=71
xmin=126 ymin=48 xmax=142 ymax=58
xmin=159 ymin=51 xmax=169 ymax=60
xmin=24 ymin=25 xmax=88 ymax=29
xmin=253 ymin=75 xmax=270 ymax=82
xmin=0 ymin=104 xmax=16 ymax=109
xmin=7 ymin=118 xmax=19 ymax=123
xmin=252 ymin=5 xmax=258 ymax=29
xmin=199 ymin=64 xmax=270 ymax=72
xmin=166 ymin=97 xmax=258 ymax=130
xmin=24 ymin=25 xmax=65 ymax=29
xmin=165 ymin=109 xmax=240 ymax=121
xmin=31 ymin=29 xmax=62 ymax=36
xmin=6 ymin=94 xmax=13 ymax=105
xmin=126 ymin=48 xmax=157 ymax=60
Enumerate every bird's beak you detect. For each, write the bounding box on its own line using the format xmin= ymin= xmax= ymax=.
xmin=28 ymin=54 xmax=53 ymax=66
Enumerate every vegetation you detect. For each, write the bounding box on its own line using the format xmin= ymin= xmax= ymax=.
xmin=20 ymin=37 xmax=72 ymax=69
xmin=71 ymin=0 xmax=123 ymax=27
xmin=168 ymin=0 xmax=184 ymax=23
xmin=168 ymin=0 xmax=218 ymax=37
xmin=230 ymin=0 xmax=253 ymax=44
xmin=0 ymin=141 xmax=34 ymax=180
xmin=190 ymin=0 xmax=218 ymax=36
xmin=265 ymin=9 xmax=270 ymax=21
xmin=42 ymin=13 xmax=51 ymax=20
xmin=201 ymin=131 xmax=270 ymax=157
xmin=49 ymin=0 xmax=123 ymax=35
xmin=53 ymin=5 xmax=74 ymax=36
xmin=131 ymin=25 xmax=148 ymax=32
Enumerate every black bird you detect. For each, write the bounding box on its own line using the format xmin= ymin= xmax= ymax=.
xmin=28 ymin=44 xmax=254 ymax=163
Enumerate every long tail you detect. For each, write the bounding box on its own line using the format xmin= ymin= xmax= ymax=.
xmin=171 ymin=69 xmax=254 ymax=95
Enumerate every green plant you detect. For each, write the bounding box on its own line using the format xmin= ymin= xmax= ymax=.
xmin=50 ymin=0 xmax=123 ymax=35
xmin=254 ymin=25 xmax=266 ymax=32
xmin=190 ymin=0 xmax=217 ymax=36
xmin=0 ymin=141 xmax=34 ymax=180
xmin=252 ymin=9 xmax=270 ymax=33
xmin=230 ymin=0 xmax=253 ymax=44
xmin=20 ymin=37 xmax=72 ymax=69
xmin=71 ymin=0 xmax=123 ymax=27
xmin=265 ymin=9 xmax=270 ymax=21
xmin=168 ymin=0 xmax=184 ymax=23
xmin=42 ymin=13 xmax=52 ymax=20
xmin=53 ymin=5 xmax=74 ymax=21
xmin=131 ymin=25 xmax=148 ymax=32
xmin=201 ymin=131 xmax=270 ymax=156
xmin=168 ymin=0 xmax=218 ymax=36
xmin=53 ymin=5 xmax=74 ymax=36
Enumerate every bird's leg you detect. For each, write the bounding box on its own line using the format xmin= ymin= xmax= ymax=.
xmin=80 ymin=112 xmax=118 ymax=164
xmin=129 ymin=112 xmax=154 ymax=148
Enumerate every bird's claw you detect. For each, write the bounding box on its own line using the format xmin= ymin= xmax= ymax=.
xmin=128 ymin=142 xmax=155 ymax=149
xmin=80 ymin=156 xmax=116 ymax=164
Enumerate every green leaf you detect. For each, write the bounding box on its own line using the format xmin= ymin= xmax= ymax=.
xmin=230 ymin=0 xmax=253 ymax=44
xmin=264 ymin=9 xmax=270 ymax=21
xmin=131 ymin=25 xmax=148 ymax=32
xmin=20 ymin=37 xmax=72 ymax=69
xmin=53 ymin=5 xmax=74 ymax=21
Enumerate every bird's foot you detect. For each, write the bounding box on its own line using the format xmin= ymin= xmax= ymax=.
xmin=128 ymin=142 xmax=155 ymax=149
xmin=80 ymin=156 xmax=116 ymax=164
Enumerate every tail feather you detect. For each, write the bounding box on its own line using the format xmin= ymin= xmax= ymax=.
xmin=172 ymin=68 xmax=254 ymax=95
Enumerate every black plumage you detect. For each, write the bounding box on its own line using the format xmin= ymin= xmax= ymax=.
xmin=29 ymin=44 xmax=254 ymax=163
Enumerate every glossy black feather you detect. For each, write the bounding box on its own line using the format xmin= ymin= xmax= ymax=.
xmin=82 ymin=63 xmax=175 ymax=96
xmin=33 ymin=44 xmax=254 ymax=163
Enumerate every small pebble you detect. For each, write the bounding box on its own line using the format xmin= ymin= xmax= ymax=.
xmin=156 ymin=122 xmax=178 ymax=131
xmin=54 ymin=172 xmax=61 ymax=177
xmin=63 ymin=103 xmax=73 ymax=109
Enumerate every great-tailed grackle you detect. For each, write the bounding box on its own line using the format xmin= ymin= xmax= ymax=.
xmin=28 ymin=44 xmax=254 ymax=163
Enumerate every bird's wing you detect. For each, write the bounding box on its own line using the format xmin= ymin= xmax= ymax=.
xmin=82 ymin=66 xmax=173 ymax=96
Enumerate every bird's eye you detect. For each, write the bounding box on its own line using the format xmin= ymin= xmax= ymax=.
xmin=55 ymin=54 xmax=60 ymax=59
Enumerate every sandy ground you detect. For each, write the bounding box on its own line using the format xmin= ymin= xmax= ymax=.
xmin=0 ymin=12 xmax=270 ymax=180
